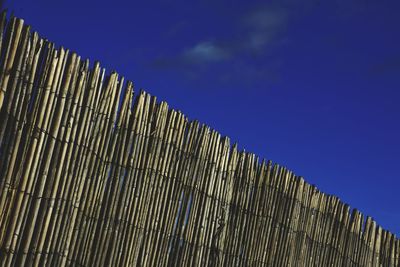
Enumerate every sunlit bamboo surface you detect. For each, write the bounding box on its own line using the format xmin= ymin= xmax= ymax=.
xmin=0 ymin=12 xmax=399 ymax=266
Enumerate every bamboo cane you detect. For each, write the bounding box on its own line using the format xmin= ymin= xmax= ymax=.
xmin=0 ymin=17 xmax=24 ymax=110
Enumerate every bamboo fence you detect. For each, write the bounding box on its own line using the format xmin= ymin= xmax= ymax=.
xmin=0 ymin=12 xmax=399 ymax=266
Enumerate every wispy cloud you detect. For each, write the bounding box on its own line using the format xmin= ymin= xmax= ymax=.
xmin=150 ymin=41 xmax=230 ymax=69
xmin=182 ymin=41 xmax=230 ymax=64
xmin=242 ymin=8 xmax=288 ymax=52
xmin=151 ymin=6 xmax=289 ymax=69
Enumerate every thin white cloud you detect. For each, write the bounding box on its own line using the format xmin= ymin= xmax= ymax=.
xmin=182 ymin=41 xmax=230 ymax=64
xmin=151 ymin=6 xmax=289 ymax=69
xmin=243 ymin=8 xmax=288 ymax=51
xmin=244 ymin=8 xmax=287 ymax=30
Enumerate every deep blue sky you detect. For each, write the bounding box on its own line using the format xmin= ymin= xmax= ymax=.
xmin=4 ymin=0 xmax=400 ymax=235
